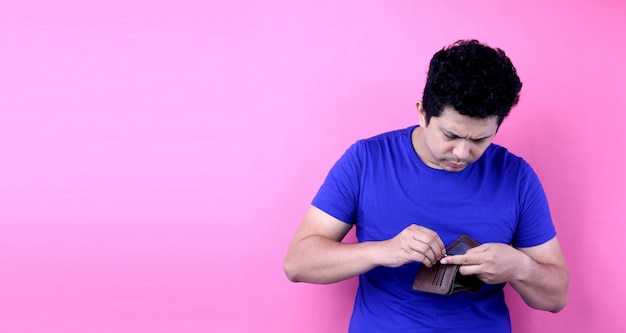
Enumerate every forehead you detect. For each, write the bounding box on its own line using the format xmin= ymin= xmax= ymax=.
xmin=433 ymin=107 xmax=499 ymax=138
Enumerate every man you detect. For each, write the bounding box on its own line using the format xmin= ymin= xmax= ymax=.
xmin=283 ymin=40 xmax=568 ymax=332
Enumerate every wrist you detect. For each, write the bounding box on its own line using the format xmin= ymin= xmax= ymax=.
xmin=364 ymin=240 xmax=385 ymax=267
xmin=513 ymin=250 xmax=534 ymax=282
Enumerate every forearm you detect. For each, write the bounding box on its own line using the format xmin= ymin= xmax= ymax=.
xmin=283 ymin=235 xmax=380 ymax=284
xmin=509 ymin=253 xmax=569 ymax=312
xmin=284 ymin=207 xmax=445 ymax=284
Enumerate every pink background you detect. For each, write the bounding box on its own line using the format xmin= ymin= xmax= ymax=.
xmin=1 ymin=1 xmax=624 ymax=332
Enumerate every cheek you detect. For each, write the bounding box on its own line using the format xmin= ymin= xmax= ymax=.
xmin=439 ymin=140 xmax=456 ymax=153
xmin=427 ymin=138 xmax=446 ymax=156
xmin=470 ymin=145 xmax=489 ymax=158
xmin=435 ymin=143 xmax=456 ymax=160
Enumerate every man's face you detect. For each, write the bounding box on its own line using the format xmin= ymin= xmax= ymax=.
xmin=416 ymin=105 xmax=499 ymax=172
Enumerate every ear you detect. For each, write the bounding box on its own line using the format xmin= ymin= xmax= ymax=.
xmin=416 ymin=101 xmax=426 ymax=125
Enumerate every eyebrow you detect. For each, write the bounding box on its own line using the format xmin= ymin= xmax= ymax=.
xmin=442 ymin=129 xmax=493 ymax=141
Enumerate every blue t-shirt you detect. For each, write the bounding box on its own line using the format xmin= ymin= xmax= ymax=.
xmin=311 ymin=126 xmax=556 ymax=332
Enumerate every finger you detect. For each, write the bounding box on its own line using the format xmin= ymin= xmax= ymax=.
xmin=465 ymin=244 xmax=488 ymax=255
xmin=458 ymin=264 xmax=481 ymax=276
xmin=432 ymin=234 xmax=446 ymax=256
xmin=440 ymin=254 xmax=479 ymax=266
xmin=410 ymin=225 xmax=446 ymax=257
xmin=439 ymin=254 xmax=463 ymax=265
xmin=408 ymin=240 xmax=437 ymax=266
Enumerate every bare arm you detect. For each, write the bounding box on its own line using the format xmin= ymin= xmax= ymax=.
xmin=441 ymin=237 xmax=569 ymax=312
xmin=283 ymin=205 xmax=446 ymax=284
xmin=509 ymin=237 xmax=569 ymax=312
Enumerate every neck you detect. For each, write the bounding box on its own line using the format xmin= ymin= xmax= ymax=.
xmin=411 ymin=125 xmax=427 ymax=161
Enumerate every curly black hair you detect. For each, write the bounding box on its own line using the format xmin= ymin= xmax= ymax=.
xmin=422 ymin=40 xmax=522 ymax=126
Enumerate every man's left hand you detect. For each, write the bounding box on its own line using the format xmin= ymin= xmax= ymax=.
xmin=440 ymin=243 xmax=527 ymax=284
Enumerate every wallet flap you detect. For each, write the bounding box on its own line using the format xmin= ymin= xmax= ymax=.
xmin=446 ymin=234 xmax=480 ymax=255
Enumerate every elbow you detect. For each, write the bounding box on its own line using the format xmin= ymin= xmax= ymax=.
xmin=526 ymin=293 xmax=568 ymax=313
xmin=283 ymin=257 xmax=303 ymax=283
xmin=283 ymin=255 xmax=326 ymax=284
xmin=547 ymin=274 xmax=570 ymax=313
xmin=542 ymin=299 xmax=567 ymax=313
xmin=548 ymin=293 xmax=568 ymax=313
xmin=526 ymin=285 xmax=569 ymax=313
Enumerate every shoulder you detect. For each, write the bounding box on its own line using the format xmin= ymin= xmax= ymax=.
xmin=475 ymin=144 xmax=543 ymax=190
xmin=483 ymin=143 xmax=522 ymax=163
xmin=360 ymin=126 xmax=415 ymax=142
xmin=481 ymin=143 xmax=533 ymax=172
xmin=351 ymin=126 xmax=415 ymax=153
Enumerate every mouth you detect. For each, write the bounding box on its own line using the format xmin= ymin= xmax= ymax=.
xmin=443 ymin=160 xmax=467 ymax=170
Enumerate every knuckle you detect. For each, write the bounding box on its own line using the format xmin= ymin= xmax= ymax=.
xmin=424 ymin=233 xmax=436 ymax=243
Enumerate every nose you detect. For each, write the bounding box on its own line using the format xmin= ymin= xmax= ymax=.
xmin=452 ymin=140 xmax=471 ymax=161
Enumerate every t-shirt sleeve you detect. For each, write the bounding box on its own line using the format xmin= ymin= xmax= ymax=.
xmin=513 ymin=161 xmax=557 ymax=248
xmin=311 ymin=142 xmax=363 ymax=225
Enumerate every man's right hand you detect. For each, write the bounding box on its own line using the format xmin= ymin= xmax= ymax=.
xmin=376 ymin=224 xmax=446 ymax=268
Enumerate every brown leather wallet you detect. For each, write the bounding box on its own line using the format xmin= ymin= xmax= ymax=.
xmin=412 ymin=235 xmax=484 ymax=295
